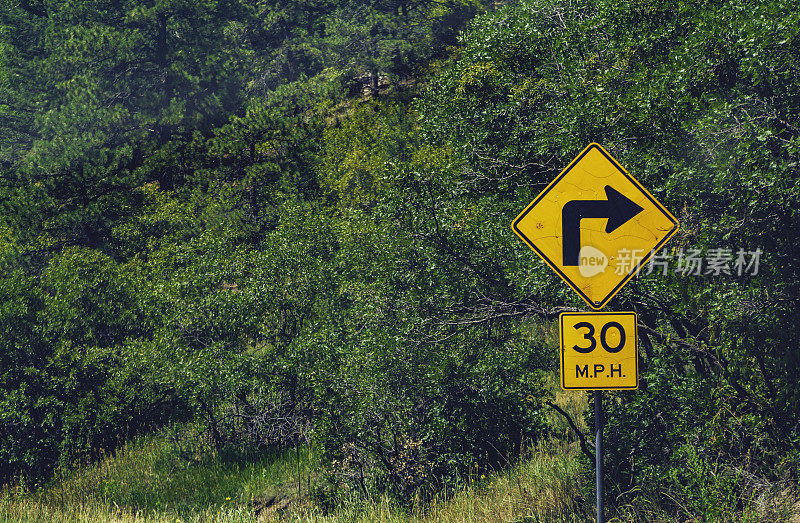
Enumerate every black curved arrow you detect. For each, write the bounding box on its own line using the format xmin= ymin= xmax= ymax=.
xmin=562 ymin=186 xmax=644 ymax=266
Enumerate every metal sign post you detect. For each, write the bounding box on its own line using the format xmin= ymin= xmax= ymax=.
xmin=560 ymin=311 xmax=634 ymax=522
xmin=595 ymin=390 xmax=604 ymax=523
xmin=559 ymin=312 xmax=638 ymax=391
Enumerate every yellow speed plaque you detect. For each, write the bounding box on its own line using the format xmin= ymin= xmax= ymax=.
xmin=560 ymin=312 xmax=638 ymax=390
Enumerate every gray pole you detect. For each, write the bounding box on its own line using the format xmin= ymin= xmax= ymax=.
xmin=595 ymin=390 xmax=604 ymax=523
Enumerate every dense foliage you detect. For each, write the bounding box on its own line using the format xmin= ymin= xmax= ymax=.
xmin=415 ymin=0 xmax=800 ymax=513
xmin=2 ymin=0 xmax=799 ymax=518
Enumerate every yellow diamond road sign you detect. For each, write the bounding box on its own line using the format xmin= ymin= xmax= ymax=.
xmin=512 ymin=143 xmax=679 ymax=310
xmin=560 ymin=312 xmax=638 ymax=390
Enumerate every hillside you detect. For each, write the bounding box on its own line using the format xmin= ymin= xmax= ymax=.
xmin=2 ymin=0 xmax=800 ymax=520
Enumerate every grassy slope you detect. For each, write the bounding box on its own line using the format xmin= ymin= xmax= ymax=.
xmin=0 ymin=439 xmax=589 ymax=522
xmin=0 ymin=377 xmax=593 ymax=522
xmin=2 ymin=380 xmax=795 ymax=522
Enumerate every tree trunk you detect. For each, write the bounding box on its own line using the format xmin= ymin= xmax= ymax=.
xmin=370 ymin=70 xmax=379 ymax=98
xmin=156 ymin=12 xmax=174 ymax=189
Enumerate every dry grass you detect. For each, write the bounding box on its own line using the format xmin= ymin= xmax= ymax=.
xmin=1 ymin=438 xmax=588 ymax=522
xmin=0 ymin=424 xmax=312 ymax=523
xmin=5 ymin=385 xmax=795 ymax=522
xmin=413 ymin=441 xmax=588 ymax=523
xmin=0 ymin=378 xmax=595 ymax=522
xmin=14 ymin=380 xmax=794 ymax=522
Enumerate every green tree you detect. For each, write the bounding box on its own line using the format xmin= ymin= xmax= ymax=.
xmin=1 ymin=0 xmax=253 ymax=250
xmin=414 ymin=0 xmax=800 ymax=515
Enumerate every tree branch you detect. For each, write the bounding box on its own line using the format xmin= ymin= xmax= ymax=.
xmin=545 ymin=400 xmax=595 ymax=466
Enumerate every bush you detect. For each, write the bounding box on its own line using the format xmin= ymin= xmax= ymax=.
xmin=0 ymin=249 xmax=186 ymax=482
xmin=415 ymin=0 xmax=800 ymax=515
